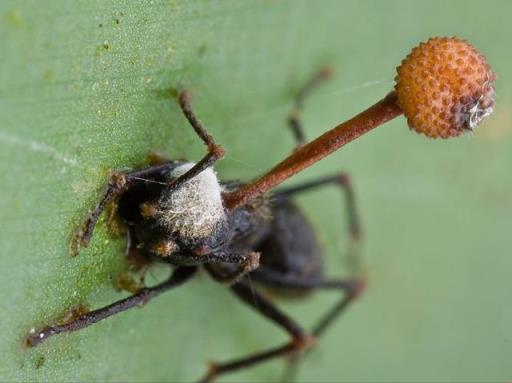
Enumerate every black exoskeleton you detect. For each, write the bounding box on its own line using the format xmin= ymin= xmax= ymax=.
xmin=25 ymin=70 xmax=365 ymax=383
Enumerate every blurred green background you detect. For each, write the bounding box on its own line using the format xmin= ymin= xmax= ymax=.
xmin=1 ymin=0 xmax=511 ymax=381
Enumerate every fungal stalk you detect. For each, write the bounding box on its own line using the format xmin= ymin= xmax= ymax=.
xmin=223 ymin=37 xmax=496 ymax=210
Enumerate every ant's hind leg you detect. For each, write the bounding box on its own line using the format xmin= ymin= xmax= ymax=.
xmin=250 ymin=269 xmax=365 ymax=382
xmin=274 ymin=173 xmax=365 ymax=381
xmin=251 ymin=269 xmax=365 ymax=337
xmin=275 ymin=173 xmax=361 ymax=242
xmin=199 ymin=280 xmax=315 ymax=383
xmin=25 ymin=266 xmax=197 ymax=348
xmin=288 ymin=67 xmax=333 ymax=148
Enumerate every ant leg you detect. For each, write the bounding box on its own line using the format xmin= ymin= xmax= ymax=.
xmin=274 ymin=174 xmax=364 ymax=380
xmin=251 ymin=269 xmax=365 ymax=336
xmin=250 ymin=269 xmax=365 ymax=382
xmin=168 ymin=91 xmax=225 ymax=193
xmin=72 ymin=162 xmax=179 ymax=255
xmin=205 ymin=252 xmax=261 ymax=285
xmin=162 ymin=251 xmax=260 ymax=282
xmin=275 ymin=173 xmax=361 ymax=242
xmin=199 ymin=280 xmax=315 ymax=383
xmin=25 ymin=266 xmax=197 ymax=348
xmin=288 ymin=67 xmax=333 ymax=148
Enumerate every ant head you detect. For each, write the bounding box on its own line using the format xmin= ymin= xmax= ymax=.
xmin=156 ymin=163 xmax=229 ymax=252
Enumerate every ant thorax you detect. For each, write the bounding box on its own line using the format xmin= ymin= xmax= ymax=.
xmin=156 ymin=162 xmax=227 ymax=244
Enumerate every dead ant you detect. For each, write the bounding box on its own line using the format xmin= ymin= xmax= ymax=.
xmin=25 ymin=37 xmax=495 ymax=382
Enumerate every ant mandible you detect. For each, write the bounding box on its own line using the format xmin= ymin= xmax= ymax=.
xmin=25 ymin=37 xmax=495 ymax=382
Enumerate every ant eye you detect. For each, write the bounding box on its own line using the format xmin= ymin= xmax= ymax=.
xmin=395 ymin=37 xmax=496 ymax=138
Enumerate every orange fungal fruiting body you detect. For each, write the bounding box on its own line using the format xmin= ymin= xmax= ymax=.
xmin=395 ymin=37 xmax=495 ymax=139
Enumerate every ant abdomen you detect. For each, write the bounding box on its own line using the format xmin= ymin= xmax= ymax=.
xmin=253 ymin=199 xmax=324 ymax=297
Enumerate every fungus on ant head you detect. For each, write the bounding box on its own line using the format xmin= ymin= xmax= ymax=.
xmin=25 ymin=37 xmax=495 ymax=383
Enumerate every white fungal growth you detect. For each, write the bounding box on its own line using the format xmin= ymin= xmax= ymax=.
xmin=157 ymin=163 xmax=226 ymax=241
xmin=467 ymin=98 xmax=494 ymax=130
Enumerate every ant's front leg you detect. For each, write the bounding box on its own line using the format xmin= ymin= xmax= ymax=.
xmin=204 ymin=251 xmax=261 ymax=285
xmin=158 ymin=250 xmax=260 ymax=283
xmin=168 ymin=91 xmax=225 ymax=193
xmin=25 ymin=266 xmax=197 ymax=348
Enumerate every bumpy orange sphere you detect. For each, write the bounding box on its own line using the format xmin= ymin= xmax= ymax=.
xmin=395 ymin=37 xmax=495 ymax=139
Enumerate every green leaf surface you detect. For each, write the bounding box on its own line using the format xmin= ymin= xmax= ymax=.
xmin=1 ymin=1 xmax=511 ymax=381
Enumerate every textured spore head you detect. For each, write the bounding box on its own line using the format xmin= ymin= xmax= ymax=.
xmin=395 ymin=37 xmax=495 ymax=139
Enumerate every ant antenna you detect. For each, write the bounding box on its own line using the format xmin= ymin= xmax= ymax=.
xmin=129 ymin=176 xmax=169 ymax=186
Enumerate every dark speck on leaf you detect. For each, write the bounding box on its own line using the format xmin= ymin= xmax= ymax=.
xmin=34 ymin=355 xmax=45 ymax=369
xmin=198 ymin=43 xmax=207 ymax=56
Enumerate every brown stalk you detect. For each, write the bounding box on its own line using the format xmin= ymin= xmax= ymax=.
xmin=223 ymin=91 xmax=402 ymax=210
